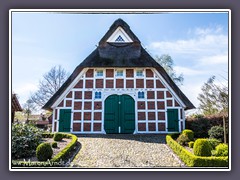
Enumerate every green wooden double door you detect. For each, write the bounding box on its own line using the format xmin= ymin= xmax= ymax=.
xmin=104 ymin=94 xmax=135 ymax=134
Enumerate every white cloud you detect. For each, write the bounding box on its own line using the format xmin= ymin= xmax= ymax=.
xmin=13 ymin=83 xmax=38 ymax=105
xmin=199 ymin=54 xmax=228 ymax=66
xmin=174 ymin=66 xmax=205 ymax=76
xmin=147 ymin=25 xmax=228 ymax=61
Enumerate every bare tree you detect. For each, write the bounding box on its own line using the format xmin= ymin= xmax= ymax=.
xmin=31 ymin=65 xmax=69 ymax=108
xmin=198 ymin=76 xmax=228 ymax=116
xmin=23 ymin=99 xmax=36 ymax=121
xmin=155 ymin=54 xmax=184 ymax=85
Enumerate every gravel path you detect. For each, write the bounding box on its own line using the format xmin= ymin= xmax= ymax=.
xmin=72 ymin=134 xmax=185 ymax=168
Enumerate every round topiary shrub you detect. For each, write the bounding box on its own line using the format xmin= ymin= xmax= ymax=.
xmin=214 ymin=143 xmax=228 ymax=157
xmin=188 ymin=141 xmax=194 ymax=148
xmin=193 ymin=138 xmax=212 ymax=157
xmin=176 ymin=133 xmax=190 ymax=146
xmin=207 ymin=138 xmax=221 ymax=150
xmin=53 ymin=133 xmax=64 ymax=141
xmin=36 ymin=143 xmax=53 ymax=161
xmin=182 ymin=129 xmax=194 ymax=141
xmin=52 ymin=141 xmax=58 ymax=148
xmin=208 ymin=126 xmax=224 ymax=142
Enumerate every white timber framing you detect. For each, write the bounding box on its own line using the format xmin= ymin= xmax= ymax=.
xmin=51 ymin=67 xmax=186 ymax=134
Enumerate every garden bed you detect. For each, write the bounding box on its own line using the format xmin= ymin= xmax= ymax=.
xmin=166 ymin=134 xmax=228 ymax=167
xmin=12 ymin=132 xmax=79 ymax=167
xmin=15 ymin=138 xmax=72 ymax=162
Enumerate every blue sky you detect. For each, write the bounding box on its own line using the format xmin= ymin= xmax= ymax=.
xmin=11 ymin=11 xmax=229 ymax=112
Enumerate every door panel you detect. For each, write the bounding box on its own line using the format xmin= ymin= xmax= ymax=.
xmin=104 ymin=95 xmax=119 ymax=134
xmin=120 ymin=95 xmax=135 ymax=133
xmin=59 ymin=109 xmax=71 ymax=132
xmin=167 ymin=109 xmax=179 ymax=132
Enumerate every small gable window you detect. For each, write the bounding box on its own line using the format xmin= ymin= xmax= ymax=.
xmin=115 ymin=35 xmax=125 ymax=42
xmin=138 ymin=91 xmax=145 ymax=99
xmin=95 ymin=92 xmax=101 ymax=99
xmin=96 ymin=70 xmax=103 ymax=77
xmin=136 ymin=69 xmax=143 ymax=77
xmin=116 ymin=70 xmax=123 ymax=77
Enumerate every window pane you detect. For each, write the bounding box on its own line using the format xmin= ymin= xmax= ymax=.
xmin=96 ymin=70 xmax=103 ymax=76
xmin=116 ymin=70 xmax=123 ymax=76
xmin=138 ymin=91 xmax=144 ymax=98
xmin=136 ymin=70 xmax=143 ymax=76
xmin=95 ymin=92 xmax=101 ymax=99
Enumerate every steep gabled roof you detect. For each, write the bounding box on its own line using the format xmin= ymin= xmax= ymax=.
xmin=43 ymin=19 xmax=195 ymax=110
xmin=99 ymin=18 xmax=140 ymax=44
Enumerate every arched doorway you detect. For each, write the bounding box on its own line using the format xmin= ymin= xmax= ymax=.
xmin=104 ymin=94 xmax=135 ymax=134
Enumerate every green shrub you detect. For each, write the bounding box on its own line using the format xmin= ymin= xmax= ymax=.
xmin=166 ymin=135 xmax=228 ymax=167
xmin=193 ymin=139 xmax=212 ymax=157
xmin=214 ymin=143 xmax=228 ymax=157
xmin=208 ymin=126 xmax=224 ymax=142
xmin=176 ymin=134 xmax=190 ymax=146
xmin=170 ymin=133 xmax=180 ymax=140
xmin=186 ymin=118 xmax=210 ymax=138
xmin=52 ymin=141 xmax=58 ymax=148
xmin=182 ymin=129 xmax=194 ymax=141
xmin=53 ymin=133 xmax=64 ymax=141
xmin=36 ymin=143 xmax=53 ymax=161
xmin=12 ymin=123 xmax=43 ymax=159
xmin=188 ymin=141 xmax=194 ymax=148
xmin=208 ymin=138 xmax=221 ymax=150
xmin=12 ymin=133 xmax=79 ymax=167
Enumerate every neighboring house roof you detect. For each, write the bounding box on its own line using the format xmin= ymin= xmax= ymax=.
xmin=12 ymin=94 xmax=22 ymax=112
xmin=43 ymin=19 xmax=195 ymax=110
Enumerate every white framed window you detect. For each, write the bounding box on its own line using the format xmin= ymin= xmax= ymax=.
xmin=136 ymin=69 xmax=143 ymax=77
xmin=116 ymin=70 xmax=123 ymax=77
xmin=138 ymin=91 xmax=145 ymax=99
xmin=95 ymin=92 xmax=101 ymax=99
xmin=96 ymin=70 xmax=103 ymax=77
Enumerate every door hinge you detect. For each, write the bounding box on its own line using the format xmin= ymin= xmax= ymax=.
xmin=119 ymin=126 xmax=121 ymax=133
xmin=119 ymin=101 xmax=121 ymax=104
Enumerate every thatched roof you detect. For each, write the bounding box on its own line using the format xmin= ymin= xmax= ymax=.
xmin=43 ymin=19 xmax=195 ymax=110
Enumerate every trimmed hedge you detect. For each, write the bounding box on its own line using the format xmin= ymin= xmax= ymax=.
xmin=166 ymin=134 xmax=228 ymax=167
xmin=12 ymin=133 xmax=78 ymax=167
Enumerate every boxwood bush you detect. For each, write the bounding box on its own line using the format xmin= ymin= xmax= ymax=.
xmin=36 ymin=142 xmax=53 ymax=161
xmin=53 ymin=132 xmax=64 ymax=141
xmin=193 ymin=139 xmax=212 ymax=157
xmin=188 ymin=141 xmax=194 ymax=148
xmin=12 ymin=123 xmax=43 ymax=159
xmin=52 ymin=141 xmax=58 ymax=148
xmin=208 ymin=138 xmax=221 ymax=150
xmin=214 ymin=143 xmax=228 ymax=157
xmin=182 ymin=129 xmax=194 ymax=141
xmin=176 ymin=134 xmax=190 ymax=146
xmin=166 ymin=134 xmax=228 ymax=167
